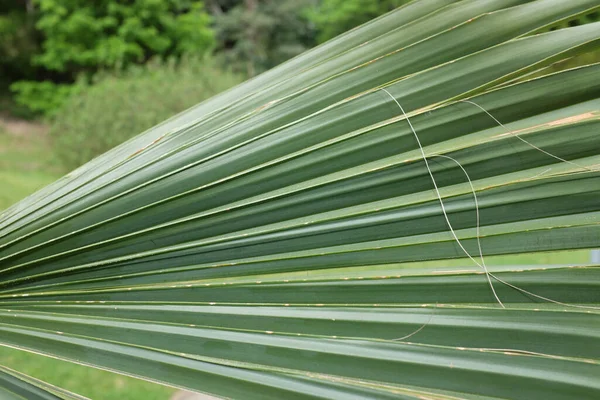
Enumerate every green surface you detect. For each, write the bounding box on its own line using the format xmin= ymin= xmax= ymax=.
xmin=0 ymin=111 xmax=592 ymax=399
xmin=0 ymin=122 xmax=590 ymax=399
xmin=1 ymin=1 xmax=600 ymax=399
xmin=0 ymin=127 xmax=175 ymax=399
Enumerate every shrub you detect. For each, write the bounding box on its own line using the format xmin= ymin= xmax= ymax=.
xmin=33 ymin=0 xmax=214 ymax=72
xmin=10 ymin=80 xmax=82 ymax=116
xmin=11 ymin=0 xmax=215 ymax=116
xmin=50 ymin=57 xmax=241 ymax=169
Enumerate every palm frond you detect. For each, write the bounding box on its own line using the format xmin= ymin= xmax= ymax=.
xmin=1 ymin=1 xmax=600 ymax=398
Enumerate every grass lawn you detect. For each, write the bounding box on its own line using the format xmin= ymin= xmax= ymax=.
xmin=0 ymin=122 xmax=592 ymax=399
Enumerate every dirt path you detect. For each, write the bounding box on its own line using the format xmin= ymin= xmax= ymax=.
xmin=0 ymin=117 xmax=48 ymax=137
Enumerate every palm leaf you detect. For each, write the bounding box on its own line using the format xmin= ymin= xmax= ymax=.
xmin=1 ymin=0 xmax=600 ymax=398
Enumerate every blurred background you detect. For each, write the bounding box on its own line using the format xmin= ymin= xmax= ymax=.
xmin=1 ymin=0 xmax=413 ymax=182
xmin=0 ymin=1 xmax=599 ymax=399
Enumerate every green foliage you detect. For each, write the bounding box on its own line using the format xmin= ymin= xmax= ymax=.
xmin=33 ymin=0 xmax=214 ymax=72
xmin=9 ymin=0 xmax=215 ymax=116
xmin=2 ymin=2 xmax=600 ymax=398
xmin=531 ymin=9 xmax=600 ymax=78
xmin=547 ymin=9 xmax=600 ymax=30
xmin=0 ymin=3 xmax=43 ymax=119
xmin=211 ymin=0 xmax=317 ymax=76
xmin=50 ymin=57 xmax=241 ymax=169
xmin=4 ymin=0 xmax=600 ymax=119
xmin=307 ymin=0 xmax=408 ymax=43
xmin=0 ymin=10 xmax=39 ymax=80
xmin=10 ymin=80 xmax=82 ymax=116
